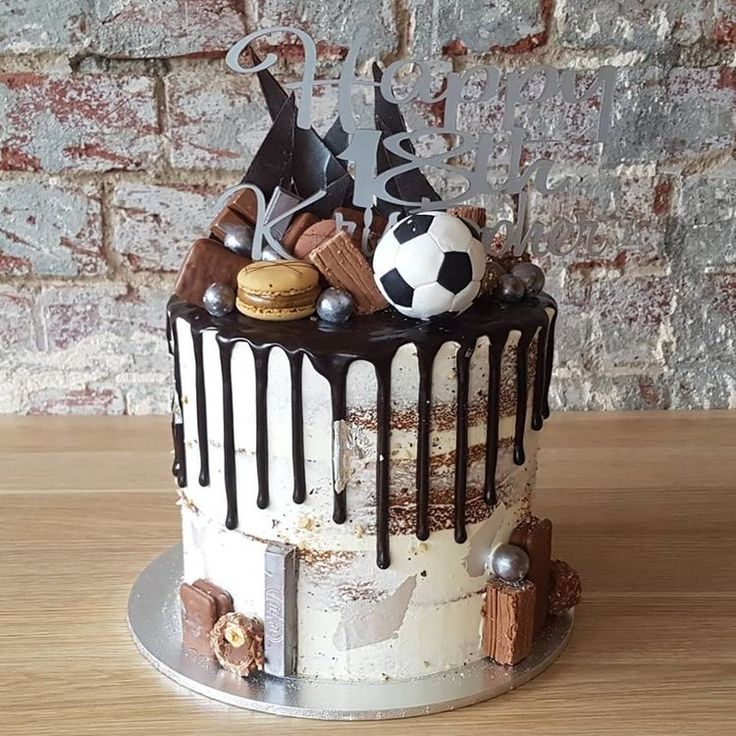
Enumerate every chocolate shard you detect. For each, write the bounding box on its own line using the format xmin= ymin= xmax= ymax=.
xmin=250 ymin=48 xmax=290 ymax=122
xmin=482 ymin=578 xmax=536 ymax=666
xmin=241 ymin=92 xmax=296 ymax=199
xmin=372 ymin=62 xmax=441 ymax=216
xmin=250 ymin=49 xmax=354 ymax=216
xmin=322 ymin=115 xmax=350 ymax=158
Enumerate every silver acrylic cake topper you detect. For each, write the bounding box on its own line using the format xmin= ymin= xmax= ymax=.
xmin=220 ymin=26 xmax=621 ymax=259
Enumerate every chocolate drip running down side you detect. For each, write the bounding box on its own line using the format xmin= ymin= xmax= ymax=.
xmin=166 ymin=314 xmax=186 ymax=488
xmin=167 ymin=293 xmax=557 ymax=569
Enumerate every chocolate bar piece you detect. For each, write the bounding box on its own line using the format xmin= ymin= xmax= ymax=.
xmin=263 ymin=187 xmax=301 ymax=242
xmin=180 ymin=582 xmax=217 ymax=658
xmin=193 ymin=579 xmax=234 ymax=620
xmin=210 ymin=207 xmax=255 ymax=257
xmin=482 ymin=579 xmax=536 ymax=665
xmin=511 ymin=516 xmax=553 ymax=635
xmin=263 ymin=543 xmax=298 ymax=677
xmin=307 ymin=230 xmax=388 ymax=315
xmin=174 ymin=238 xmax=251 ymax=307
xmin=448 ymin=205 xmax=487 ymax=228
xmin=282 ymin=212 xmax=318 ymax=254
xmin=227 ymin=188 xmax=259 ymax=224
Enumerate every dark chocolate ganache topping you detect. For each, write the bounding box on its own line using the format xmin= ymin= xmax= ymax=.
xmin=167 ymin=294 xmax=557 ymax=569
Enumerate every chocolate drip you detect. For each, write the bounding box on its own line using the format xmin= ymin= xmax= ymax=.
xmin=375 ymin=362 xmax=392 ymax=569
xmin=415 ymin=348 xmax=434 ymax=541
xmin=171 ymin=419 xmax=186 ymax=488
xmin=167 ymin=313 xmax=187 ymax=488
xmin=168 ymin=293 xmax=557 ymax=568
xmin=217 ymin=338 xmax=238 ymax=530
xmin=513 ymin=333 xmax=533 ymax=466
xmin=454 ymin=342 xmax=474 ymax=544
xmin=483 ymin=341 xmax=505 ymax=506
xmin=191 ymin=329 xmax=210 ymax=486
xmin=532 ymin=322 xmax=549 ymax=431
xmin=288 ymin=352 xmax=307 ymax=504
xmin=252 ymin=347 xmax=272 ymax=509
xmin=542 ymin=309 xmax=557 ymax=420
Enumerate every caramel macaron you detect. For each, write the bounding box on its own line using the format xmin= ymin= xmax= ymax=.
xmin=236 ymin=261 xmax=320 ymax=321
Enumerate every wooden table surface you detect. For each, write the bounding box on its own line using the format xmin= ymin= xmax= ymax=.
xmin=1 ymin=411 xmax=735 ymax=735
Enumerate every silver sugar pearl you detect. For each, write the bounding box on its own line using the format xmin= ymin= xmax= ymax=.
xmin=316 ymin=287 xmax=355 ymax=323
xmin=203 ymin=282 xmax=235 ymax=317
xmin=222 ymin=221 xmax=255 ymax=258
xmin=510 ymin=262 xmax=545 ymax=295
xmin=490 ymin=544 xmax=530 ymax=582
xmin=495 ymin=273 xmax=525 ymax=302
xmin=261 ymin=245 xmax=283 ymax=262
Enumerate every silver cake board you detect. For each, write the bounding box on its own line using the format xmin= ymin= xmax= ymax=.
xmin=128 ymin=544 xmax=574 ymax=720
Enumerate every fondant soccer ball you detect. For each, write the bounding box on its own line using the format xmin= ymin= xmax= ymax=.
xmin=373 ymin=212 xmax=486 ymax=320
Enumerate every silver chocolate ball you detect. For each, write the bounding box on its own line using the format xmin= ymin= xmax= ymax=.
xmin=510 ymin=262 xmax=545 ymax=295
xmin=490 ymin=544 xmax=530 ymax=582
xmin=316 ymin=287 xmax=355 ymax=323
xmin=494 ymin=273 xmax=525 ymax=303
xmin=222 ymin=222 xmax=255 ymax=258
xmin=203 ymin=282 xmax=235 ymax=317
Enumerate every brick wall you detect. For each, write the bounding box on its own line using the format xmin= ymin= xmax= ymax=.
xmin=1 ymin=1 xmax=734 ymax=414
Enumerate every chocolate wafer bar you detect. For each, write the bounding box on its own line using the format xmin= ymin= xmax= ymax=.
xmin=307 ymin=230 xmax=388 ymax=315
xmin=448 ymin=205 xmax=487 ymax=228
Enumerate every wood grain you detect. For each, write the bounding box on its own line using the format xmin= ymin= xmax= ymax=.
xmin=1 ymin=412 xmax=735 ymax=735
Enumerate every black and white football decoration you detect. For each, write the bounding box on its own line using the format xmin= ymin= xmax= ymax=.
xmin=373 ymin=212 xmax=486 ymax=320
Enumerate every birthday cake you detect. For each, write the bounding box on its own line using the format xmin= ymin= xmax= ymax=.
xmin=167 ymin=46 xmax=580 ymax=684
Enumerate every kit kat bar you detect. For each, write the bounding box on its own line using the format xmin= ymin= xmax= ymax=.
xmin=263 ymin=542 xmax=298 ymax=678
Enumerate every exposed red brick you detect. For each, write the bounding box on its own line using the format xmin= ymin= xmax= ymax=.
xmin=28 ymin=387 xmax=124 ymax=415
xmin=254 ymin=38 xmax=349 ymax=62
xmin=0 ymin=73 xmax=159 ymax=173
xmin=0 ymin=286 xmax=35 ymax=351
xmin=652 ymin=180 xmax=672 ymax=216
xmin=92 ymin=0 xmax=245 ymax=59
xmin=711 ymin=272 xmax=736 ymax=315
xmin=0 ymin=253 xmax=32 ymax=276
xmin=717 ymin=67 xmax=736 ymax=91
xmin=491 ymin=0 xmax=553 ymax=54
xmin=62 ymin=142 xmax=137 ymax=168
xmin=442 ymin=39 xmax=468 ymax=57
xmin=567 ymin=251 xmax=629 ymax=275
xmin=715 ymin=20 xmax=736 ymax=45
xmin=1 ymin=146 xmax=41 ymax=171
xmin=638 ymin=376 xmax=663 ymax=408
